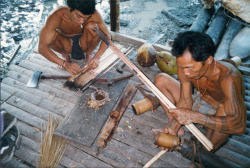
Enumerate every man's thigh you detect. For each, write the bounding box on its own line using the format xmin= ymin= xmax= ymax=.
xmin=50 ymin=33 xmax=72 ymax=54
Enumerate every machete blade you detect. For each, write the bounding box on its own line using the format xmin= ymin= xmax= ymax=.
xmin=26 ymin=70 xmax=42 ymax=88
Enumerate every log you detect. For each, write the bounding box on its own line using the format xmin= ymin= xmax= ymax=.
xmin=245 ymin=96 xmax=250 ymax=102
xmin=238 ymin=66 xmax=250 ymax=76
xmin=176 ymin=139 xmax=239 ymax=168
xmin=246 ymin=90 xmax=250 ymax=96
xmin=206 ymin=7 xmax=230 ymax=46
xmin=245 ymin=83 xmax=250 ymax=91
xmin=214 ymin=19 xmax=243 ymax=60
xmin=216 ymin=147 xmax=250 ymax=167
xmin=247 ymin=111 xmax=250 ymax=120
xmin=244 ymin=76 xmax=250 ymax=83
xmin=223 ymin=138 xmax=250 ymax=158
xmin=189 ymin=6 xmax=215 ymax=32
xmin=97 ymin=84 xmax=137 ymax=149
xmin=245 ymin=102 xmax=250 ymax=111
xmin=229 ymin=27 xmax=250 ymax=59
xmin=93 ymin=28 xmax=214 ymax=151
xmin=231 ymin=134 xmax=250 ymax=146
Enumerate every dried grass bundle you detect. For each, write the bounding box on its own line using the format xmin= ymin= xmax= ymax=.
xmin=37 ymin=116 xmax=68 ymax=168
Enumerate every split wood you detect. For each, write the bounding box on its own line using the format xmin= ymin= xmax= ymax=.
xmin=93 ymin=28 xmax=214 ymax=151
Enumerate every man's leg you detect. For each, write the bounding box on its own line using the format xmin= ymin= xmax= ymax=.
xmin=49 ymin=33 xmax=72 ymax=62
xmin=79 ymin=22 xmax=101 ymax=62
xmin=153 ymin=73 xmax=184 ymax=135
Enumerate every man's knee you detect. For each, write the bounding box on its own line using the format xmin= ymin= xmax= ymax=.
xmin=154 ymin=73 xmax=171 ymax=88
xmin=85 ymin=22 xmax=98 ymax=35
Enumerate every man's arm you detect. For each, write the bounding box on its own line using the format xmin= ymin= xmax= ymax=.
xmin=195 ymin=76 xmax=246 ymax=134
xmin=167 ymin=68 xmax=193 ymax=134
xmin=174 ymin=75 xmax=247 ymax=134
xmin=38 ymin=12 xmax=64 ymax=66
xmin=38 ymin=9 xmax=81 ymax=75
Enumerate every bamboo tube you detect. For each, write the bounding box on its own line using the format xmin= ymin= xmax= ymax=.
xmin=93 ymin=28 xmax=214 ymax=151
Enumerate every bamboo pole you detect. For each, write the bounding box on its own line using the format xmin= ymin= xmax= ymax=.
xmin=93 ymin=28 xmax=214 ymax=151
xmin=143 ymin=150 xmax=166 ymax=168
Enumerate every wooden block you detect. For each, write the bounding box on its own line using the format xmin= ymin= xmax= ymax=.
xmin=54 ymin=71 xmax=131 ymax=147
xmin=238 ymin=66 xmax=250 ymax=76
xmin=215 ymin=147 xmax=250 ymax=167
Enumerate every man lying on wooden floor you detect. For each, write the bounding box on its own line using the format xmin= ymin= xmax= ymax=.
xmin=153 ymin=31 xmax=246 ymax=151
xmin=38 ymin=0 xmax=110 ymax=75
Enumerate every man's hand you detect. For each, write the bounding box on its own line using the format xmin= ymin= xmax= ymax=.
xmin=87 ymin=57 xmax=100 ymax=69
xmin=64 ymin=62 xmax=81 ymax=75
xmin=169 ymin=108 xmax=193 ymax=125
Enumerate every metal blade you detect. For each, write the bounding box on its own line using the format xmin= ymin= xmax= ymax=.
xmin=26 ymin=70 xmax=42 ymax=88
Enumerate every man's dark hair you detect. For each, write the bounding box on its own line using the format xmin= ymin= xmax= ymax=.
xmin=171 ymin=31 xmax=216 ymax=62
xmin=67 ymin=0 xmax=96 ymax=15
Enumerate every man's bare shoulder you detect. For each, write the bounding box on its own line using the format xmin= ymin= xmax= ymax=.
xmin=218 ymin=61 xmax=239 ymax=76
xmin=48 ymin=7 xmax=68 ymax=19
xmin=217 ymin=60 xmax=243 ymax=84
xmin=91 ymin=10 xmax=105 ymax=22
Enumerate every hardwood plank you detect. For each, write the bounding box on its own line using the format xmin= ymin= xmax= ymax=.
xmin=1 ymin=91 xmax=63 ymax=122
xmin=1 ymin=77 xmax=74 ymax=109
xmin=64 ymin=145 xmax=112 ymax=168
xmin=107 ymin=139 xmax=175 ymax=167
xmin=16 ymin=121 xmax=109 ymax=167
xmin=0 ymin=157 xmax=31 ymax=168
xmin=18 ymin=60 xmax=67 ymax=76
xmin=15 ymin=146 xmax=39 ymax=167
xmin=113 ymin=116 xmax=191 ymax=167
xmin=100 ymin=148 xmax=137 ymax=167
xmin=55 ymin=71 xmax=131 ymax=147
xmin=1 ymin=103 xmax=44 ymax=129
xmin=15 ymin=121 xmax=41 ymax=140
xmin=1 ymin=83 xmax=69 ymax=117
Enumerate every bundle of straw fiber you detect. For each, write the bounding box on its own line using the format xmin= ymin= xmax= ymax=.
xmin=37 ymin=116 xmax=68 ymax=168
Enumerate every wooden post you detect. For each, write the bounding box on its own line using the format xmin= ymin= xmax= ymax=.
xmin=110 ymin=0 xmax=120 ymax=32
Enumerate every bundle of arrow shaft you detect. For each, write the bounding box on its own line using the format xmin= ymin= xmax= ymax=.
xmin=64 ymin=45 xmax=134 ymax=90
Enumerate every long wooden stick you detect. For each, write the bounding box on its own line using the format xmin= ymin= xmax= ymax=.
xmin=93 ymin=28 xmax=214 ymax=151
xmin=143 ymin=150 xmax=166 ymax=168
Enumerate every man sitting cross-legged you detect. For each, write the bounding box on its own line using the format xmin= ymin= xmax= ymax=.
xmin=153 ymin=31 xmax=246 ymax=151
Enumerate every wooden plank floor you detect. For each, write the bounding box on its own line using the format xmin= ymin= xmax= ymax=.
xmin=1 ymin=41 xmax=250 ymax=167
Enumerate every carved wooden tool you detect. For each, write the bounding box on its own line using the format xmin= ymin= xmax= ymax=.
xmin=27 ymin=70 xmax=71 ymax=88
xmin=97 ymin=84 xmax=137 ymax=153
xmin=93 ymin=27 xmax=214 ymax=151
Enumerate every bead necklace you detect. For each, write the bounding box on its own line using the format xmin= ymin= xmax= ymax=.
xmin=196 ymin=60 xmax=217 ymax=98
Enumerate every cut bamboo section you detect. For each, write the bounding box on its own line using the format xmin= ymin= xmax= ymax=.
xmin=93 ymin=28 xmax=214 ymax=151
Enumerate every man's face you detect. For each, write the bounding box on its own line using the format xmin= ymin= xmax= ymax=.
xmin=176 ymin=49 xmax=205 ymax=80
xmin=70 ymin=9 xmax=92 ymax=26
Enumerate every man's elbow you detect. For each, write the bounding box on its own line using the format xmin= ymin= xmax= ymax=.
xmin=231 ymin=124 xmax=246 ymax=135
xmin=38 ymin=44 xmax=46 ymax=55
